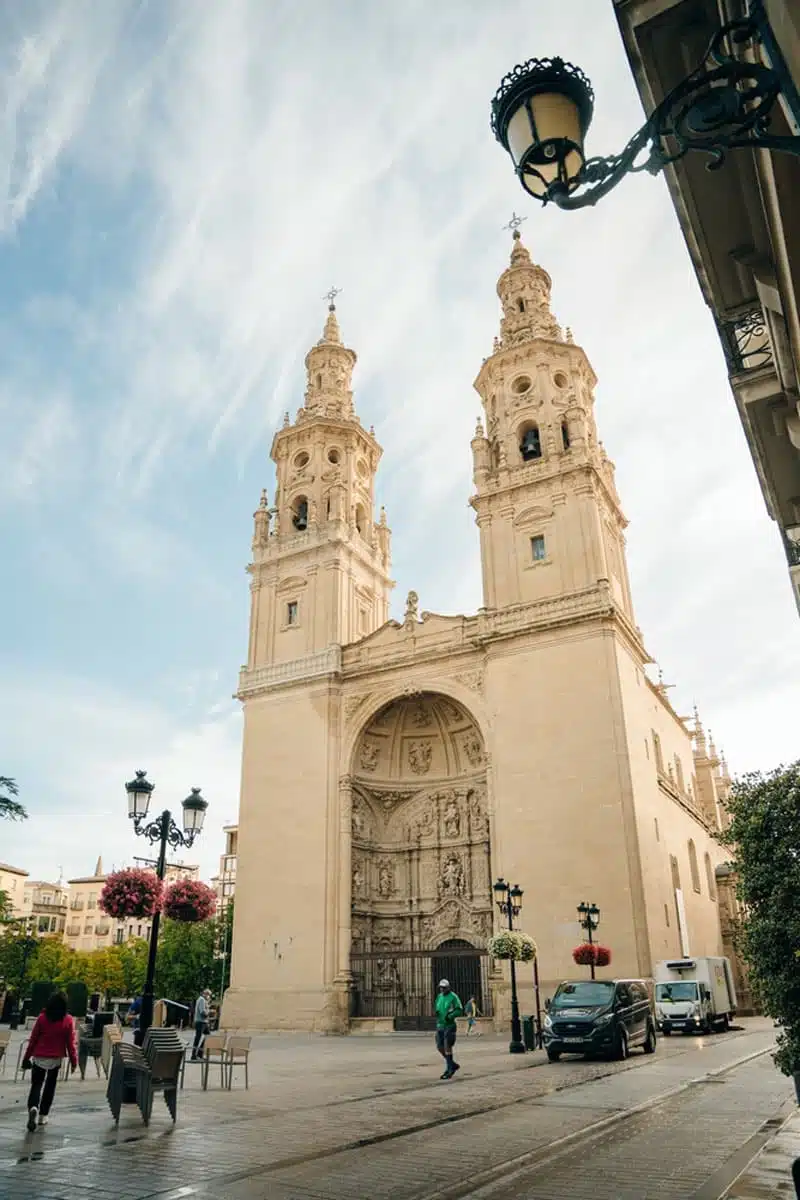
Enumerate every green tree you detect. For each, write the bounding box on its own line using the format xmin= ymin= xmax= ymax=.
xmin=0 ymin=889 xmax=12 ymax=919
xmin=28 ymin=937 xmax=76 ymax=990
xmin=720 ymin=760 xmax=800 ymax=1075
xmin=0 ymin=776 xmax=27 ymax=821
xmin=155 ymin=918 xmax=218 ymax=1004
xmin=216 ymin=901 xmax=234 ymax=996
xmin=114 ymin=938 xmax=148 ymax=997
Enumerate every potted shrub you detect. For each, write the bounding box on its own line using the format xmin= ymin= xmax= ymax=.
xmin=487 ymin=931 xmax=537 ymax=961
xmin=162 ymin=878 xmax=216 ymax=923
xmin=99 ymin=868 xmax=162 ymax=920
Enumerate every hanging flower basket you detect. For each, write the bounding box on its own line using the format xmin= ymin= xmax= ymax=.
xmin=572 ymin=942 xmax=598 ymax=966
xmin=488 ymin=931 xmax=537 ymax=962
xmin=99 ymin=868 xmax=162 ymax=920
xmin=162 ymin=878 xmax=217 ymax=923
xmin=595 ymin=945 xmax=612 ymax=968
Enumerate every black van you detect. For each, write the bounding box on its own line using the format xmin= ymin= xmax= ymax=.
xmin=542 ymin=978 xmax=657 ymax=1061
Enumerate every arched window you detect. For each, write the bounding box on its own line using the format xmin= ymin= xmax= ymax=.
xmin=519 ymin=424 xmax=542 ymax=462
xmin=652 ymin=731 xmax=664 ymax=773
xmin=316 ymin=373 xmax=322 ymax=388
xmin=291 ymin=496 xmax=308 ymax=530
xmin=674 ymin=756 xmax=685 ymax=792
xmin=561 ymin=420 xmax=570 ymax=450
xmin=688 ymin=840 xmax=701 ymax=893
xmin=705 ymin=852 xmax=717 ymax=900
xmin=517 ymin=298 xmax=525 ymax=313
xmin=670 ymin=854 xmax=681 ymax=891
xmin=355 ymin=503 xmax=366 ymax=536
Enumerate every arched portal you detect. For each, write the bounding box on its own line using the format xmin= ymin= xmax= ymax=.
xmin=349 ymin=692 xmax=492 ymax=1028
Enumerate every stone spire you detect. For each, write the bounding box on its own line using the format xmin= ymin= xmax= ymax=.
xmin=94 ymin=856 xmax=104 ymax=877
xmin=302 ymin=295 xmax=357 ymax=420
xmin=692 ymin=706 xmax=708 ymax=757
xmin=496 ymin=228 xmax=561 ymax=349
xmin=252 ymin=488 xmax=270 ymax=551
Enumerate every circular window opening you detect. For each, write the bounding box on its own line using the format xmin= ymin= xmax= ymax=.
xmin=294 ymin=451 xmax=310 ymax=470
xmin=512 ymin=376 xmax=532 ymax=395
xmin=553 ymin=372 xmax=568 ymax=389
xmin=327 ymin=448 xmax=341 ymax=465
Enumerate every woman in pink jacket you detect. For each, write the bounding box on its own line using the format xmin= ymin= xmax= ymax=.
xmin=23 ymin=991 xmax=78 ymax=1131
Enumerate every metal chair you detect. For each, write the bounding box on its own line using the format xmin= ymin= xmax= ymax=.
xmin=0 ymin=1029 xmax=10 ymax=1075
xmin=200 ymin=1033 xmax=227 ymax=1090
xmin=14 ymin=1039 xmax=30 ymax=1083
xmin=225 ymin=1035 xmax=251 ymax=1090
xmin=101 ymin=1024 xmax=123 ymax=1078
xmin=134 ymin=1043 xmax=184 ymax=1126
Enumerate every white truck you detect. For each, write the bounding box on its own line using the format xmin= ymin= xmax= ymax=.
xmin=654 ymin=957 xmax=737 ymax=1035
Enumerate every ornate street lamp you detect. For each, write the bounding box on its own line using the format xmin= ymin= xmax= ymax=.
xmin=124 ymin=771 xmax=208 ymax=1043
xmin=577 ymin=901 xmax=601 ymax=980
xmin=493 ymin=878 xmax=526 ymax=1054
xmin=491 ymin=0 xmax=800 ymax=210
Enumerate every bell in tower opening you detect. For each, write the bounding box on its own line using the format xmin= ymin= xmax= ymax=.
xmin=520 ymin=425 xmax=542 ymax=461
xmin=292 ymin=497 xmax=308 ymax=530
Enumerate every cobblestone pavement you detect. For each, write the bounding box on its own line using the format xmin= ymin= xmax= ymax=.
xmin=0 ymin=1019 xmax=789 ymax=1199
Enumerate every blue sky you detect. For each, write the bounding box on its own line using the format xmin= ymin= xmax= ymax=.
xmin=1 ymin=0 xmax=798 ymax=884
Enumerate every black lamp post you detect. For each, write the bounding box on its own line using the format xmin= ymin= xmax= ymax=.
xmin=493 ymin=878 xmax=526 ymax=1054
xmin=577 ymin=901 xmax=601 ymax=981
xmin=6 ymin=916 xmax=37 ymax=1031
xmin=491 ymin=0 xmax=800 ymax=211
xmin=125 ymin=770 xmax=208 ymax=1044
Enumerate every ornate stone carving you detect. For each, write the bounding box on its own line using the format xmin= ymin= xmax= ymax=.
xmin=454 ymin=670 xmax=484 ymax=694
xmin=344 ymin=693 xmax=371 ymax=723
xmin=404 ymin=590 xmax=419 ymax=625
xmin=408 ymin=740 xmax=433 ymax=776
xmin=352 ymin=859 xmax=365 ymax=898
xmin=376 ymin=858 xmax=395 ymax=897
xmin=439 ymin=853 xmax=465 ymax=897
xmin=462 ymin=734 xmax=483 ymax=768
xmin=359 ymin=741 xmax=380 ymax=773
xmin=443 ymin=795 xmax=461 ymax=839
xmin=351 ymin=795 xmax=373 ymax=841
xmin=414 ymin=807 xmax=436 ymax=840
xmin=439 ymin=700 xmax=463 ymax=724
xmin=468 ymin=789 xmax=489 ymax=836
xmin=410 ymin=701 xmax=433 ymax=728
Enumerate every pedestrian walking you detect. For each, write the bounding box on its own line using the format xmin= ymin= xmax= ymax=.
xmin=435 ymin=979 xmax=463 ymax=1079
xmin=191 ymin=988 xmax=212 ymax=1061
xmin=465 ymin=995 xmax=481 ymax=1035
xmin=22 ymin=991 xmax=78 ymax=1131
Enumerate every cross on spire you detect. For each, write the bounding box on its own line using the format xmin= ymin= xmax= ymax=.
xmin=503 ymin=212 xmax=527 ymax=239
xmin=323 ymin=285 xmax=342 ymax=310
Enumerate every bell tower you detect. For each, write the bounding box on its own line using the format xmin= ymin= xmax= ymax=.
xmin=470 ymin=223 xmax=635 ymax=620
xmin=247 ymin=296 xmax=393 ymax=668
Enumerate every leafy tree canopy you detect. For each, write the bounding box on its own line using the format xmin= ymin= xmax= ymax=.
xmin=720 ymin=760 xmax=800 ymax=1074
xmin=0 ymin=776 xmax=26 ymax=821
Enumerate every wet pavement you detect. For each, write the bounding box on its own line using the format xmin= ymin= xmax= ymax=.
xmin=0 ymin=1018 xmax=791 ymax=1199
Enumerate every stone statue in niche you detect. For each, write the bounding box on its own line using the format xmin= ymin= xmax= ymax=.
xmin=439 ymin=854 xmax=465 ymax=898
xmin=415 ymin=808 xmax=435 ymax=839
xmin=469 ymin=790 xmax=488 ymax=836
xmin=443 ymin=796 xmax=461 ymax=839
xmin=351 ymin=799 xmax=368 ymax=840
xmin=408 ymin=740 xmax=432 ymax=776
xmin=377 ymin=859 xmax=394 ymax=897
xmin=359 ymin=741 xmax=379 ymax=773
xmin=352 ymin=862 xmax=365 ymax=898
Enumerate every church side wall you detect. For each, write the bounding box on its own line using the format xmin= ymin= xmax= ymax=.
xmin=486 ymin=623 xmax=645 ymax=1010
xmin=222 ymin=682 xmax=341 ymax=1031
xmin=615 ymin=648 xmax=726 ymax=972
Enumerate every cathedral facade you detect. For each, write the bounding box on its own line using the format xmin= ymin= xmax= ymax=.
xmin=222 ymin=232 xmax=739 ymax=1032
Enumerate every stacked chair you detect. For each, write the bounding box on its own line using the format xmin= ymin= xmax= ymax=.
xmin=101 ymin=1022 xmax=123 ymax=1078
xmin=106 ymin=1027 xmax=185 ymax=1126
xmin=0 ymin=1029 xmax=10 ymax=1075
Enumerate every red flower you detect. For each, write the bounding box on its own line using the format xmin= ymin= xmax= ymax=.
xmin=100 ymin=868 xmax=162 ymax=919
xmin=162 ymin=878 xmax=216 ymax=923
xmin=595 ymin=945 xmax=612 ymax=967
xmin=572 ymin=943 xmax=598 ymax=966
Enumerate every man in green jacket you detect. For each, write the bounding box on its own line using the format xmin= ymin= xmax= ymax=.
xmin=435 ymin=979 xmax=463 ymax=1079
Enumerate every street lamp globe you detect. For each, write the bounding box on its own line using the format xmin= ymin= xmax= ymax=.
xmin=125 ymin=770 xmax=154 ymax=821
xmin=493 ymin=878 xmax=509 ymax=903
xmin=182 ymin=787 xmax=208 ymax=837
xmin=491 ymin=56 xmax=594 ymax=201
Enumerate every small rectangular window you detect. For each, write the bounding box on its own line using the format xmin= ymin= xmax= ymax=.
xmin=531 ymin=535 xmax=546 ymax=562
xmin=287 ymin=601 xmax=299 ymax=626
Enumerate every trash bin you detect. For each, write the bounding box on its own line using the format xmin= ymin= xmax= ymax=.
xmin=523 ymin=1015 xmax=536 ymax=1051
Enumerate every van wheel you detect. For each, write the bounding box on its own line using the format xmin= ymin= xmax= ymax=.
xmin=643 ymin=1023 xmax=657 ymax=1054
xmin=719 ymin=1014 xmax=730 ymax=1032
xmin=614 ymin=1028 xmax=629 ymax=1061
xmin=546 ymin=1049 xmax=561 ymax=1062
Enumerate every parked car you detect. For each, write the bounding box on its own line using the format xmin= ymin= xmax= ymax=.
xmin=542 ymin=978 xmax=657 ymax=1061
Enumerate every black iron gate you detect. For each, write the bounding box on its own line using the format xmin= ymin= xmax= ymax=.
xmin=350 ymin=939 xmax=492 ymax=1031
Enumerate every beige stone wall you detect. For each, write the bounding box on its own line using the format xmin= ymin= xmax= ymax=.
xmin=0 ymin=865 xmax=28 ymax=915
xmin=225 ymin=682 xmax=343 ymax=1029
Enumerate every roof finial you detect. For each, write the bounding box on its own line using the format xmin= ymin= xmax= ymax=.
xmin=323 ymin=285 xmax=341 ymax=311
xmin=503 ymin=212 xmax=527 ymax=241
xmin=321 ymin=287 xmax=342 ymax=344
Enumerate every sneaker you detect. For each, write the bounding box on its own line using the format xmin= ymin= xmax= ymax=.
xmin=451 ymin=1061 xmax=461 ymax=1076
xmin=38 ymin=1115 xmax=48 ymax=1127
xmin=27 ymin=1107 xmax=38 ymax=1132
xmin=440 ymin=1069 xmax=451 ymax=1079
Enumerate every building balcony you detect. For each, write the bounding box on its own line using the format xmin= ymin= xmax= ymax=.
xmin=70 ymin=901 xmax=84 ymax=910
xmin=95 ymin=924 xmax=110 ymax=936
xmin=66 ymin=926 xmax=80 ymax=937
